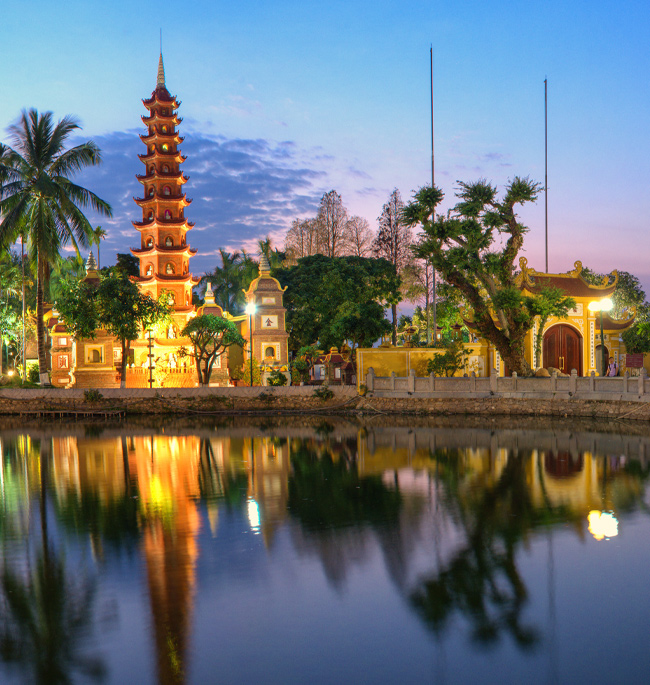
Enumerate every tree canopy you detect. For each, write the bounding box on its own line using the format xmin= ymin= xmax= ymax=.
xmin=181 ymin=314 xmax=244 ymax=386
xmin=0 ymin=109 xmax=112 ymax=384
xmin=274 ymin=254 xmax=399 ymax=353
xmin=404 ymin=179 xmax=575 ymax=376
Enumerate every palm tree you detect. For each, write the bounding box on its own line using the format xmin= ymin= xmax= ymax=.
xmin=90 ymin=225 xmax=107 ymax=269
xmin=0 ymin=109 xmax=112 ymax=385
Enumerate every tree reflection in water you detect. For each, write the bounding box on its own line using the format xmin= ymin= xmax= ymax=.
xmin=410 ymin=448 xmax=577 ymax=649
xmin=0 ymin=438 xmax=105 ymax=684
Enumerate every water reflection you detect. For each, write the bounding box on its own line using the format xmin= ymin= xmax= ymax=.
xmin=0 ymin=418 xmax=648 ymax=683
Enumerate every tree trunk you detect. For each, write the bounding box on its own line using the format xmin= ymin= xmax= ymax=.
xmin=120 ymin=340 xmax=129 ymax=389
xmin=391 ymin=303 xmax=397 ymax=346
xmin=499 ymin=344 xmax=532 ymax=377
xmin=36 ymin=254 xmax=49 ymax=386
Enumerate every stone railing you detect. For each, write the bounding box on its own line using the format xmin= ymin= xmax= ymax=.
xmin=364 ymin=367 xmax=650 ymax=401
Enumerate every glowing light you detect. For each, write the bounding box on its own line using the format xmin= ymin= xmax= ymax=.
xmin=247 ymin=498 xmax=260 ymax=533
xmin=588 ymin=298 xmax=614 ymax=313
xmin=588 ymin=510 xmax=618 ymax=540
xmin=245 ymin=301 xmax=256 ymax=316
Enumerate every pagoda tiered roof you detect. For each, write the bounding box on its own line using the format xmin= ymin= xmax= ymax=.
xmin=516 ymin=258 xmax=618 ymax=299
xmin=136 ymin=171 xmax=189 ymax=185
xmin=131 ymin=244 xmax=197 ymax=257
xmin=138 ymin=149 xmax=186 ymax=164
xmin=140 ymin=130 xmax=184 ymax=145
xmin=132 ymin=217 xmax=195 ymax=230
xmin=142 ymin=112 xmax=182 ymax=126
xmin=134 ymin=193 xmax=192 ymax=208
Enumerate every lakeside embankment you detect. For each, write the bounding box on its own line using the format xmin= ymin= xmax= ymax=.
xmin=1 ymin=385 xmax=650 ymax=421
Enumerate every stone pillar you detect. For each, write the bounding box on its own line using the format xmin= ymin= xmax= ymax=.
xmin=590 ymin=370 xmax=596 ymax=393
xmin=623 ymin=370 xmax=629 ymax=394
xmin=366 ymin=367 xmax=375 ymax=392
xmin=490 ymin=370 xmax=498 ymax=394
xmin=639 ymin=368 xmax=647 ymax=396
xmin=390 ymin=371 xmax=396 ymax=391
xmin=430 ymin=371 xmax=435 ymax=392
xmin=408 ymin=369 xmax=416 ymax=393
xmin=470 ymin=371 xmax=476 ymax=392
xmin=570 ymin=369 xmax=577 ymax=395
xmin=512 ymin=371 xmax=518 ymax=391
xmin=551 ymin=371 xmax=557 ymax=392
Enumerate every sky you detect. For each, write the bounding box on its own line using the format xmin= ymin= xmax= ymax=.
xmin=2 ymin=0 xmax=649 ymax=294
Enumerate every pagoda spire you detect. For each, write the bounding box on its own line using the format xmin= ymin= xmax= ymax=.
xmin=157 ymin=52 xmax=165 ymax=88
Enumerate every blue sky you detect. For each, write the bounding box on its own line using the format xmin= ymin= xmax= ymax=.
xmin=2 ymin=0 xmax=649 ymax=292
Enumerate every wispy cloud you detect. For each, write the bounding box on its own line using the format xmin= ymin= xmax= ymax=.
xmin=74 ymin=129 xmax=327 ymax=273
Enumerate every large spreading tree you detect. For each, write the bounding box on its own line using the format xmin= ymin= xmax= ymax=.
xmin=0 ymin=110 xmax=112 ymax=385
xmin=404 ymin=179 xmax=575 ymax=376
xmin=56 ymin=270 xmax=169 ymax=388
xmin=274 ymin=254 xmax=399 ymax=353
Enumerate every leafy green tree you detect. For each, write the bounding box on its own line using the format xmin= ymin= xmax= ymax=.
xmin=622 ymin=322 xmax=650 ymax=354
xmin=582 ymin=267 xmax=650 ymax=321
xmin=331 ymin=300 xmax=391 ymax=352
xmin=404 ymin=179 xmax=575 ymax=376
xmin=49 ymin=255 xmax=86 ymax=304
xmin=202 ymin=249 xmax=257 ymax=314
xmin=0 ymin=109 xmax=112 ymax=385
xmin=56 ymin=270 xmax=169 ymax=388
xmin=181 ymin=314 xmax=244 ymax=386
xmin=274 ymin=254 xmax=400 ymax=353
xmin=113 ymin=253 xmax=140 ymax=278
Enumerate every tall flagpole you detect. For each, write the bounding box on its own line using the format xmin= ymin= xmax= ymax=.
xmin=544 ymin=78 xmax=548 ymax=272
xmin=430 ymin=46 xmax=437 ymax=343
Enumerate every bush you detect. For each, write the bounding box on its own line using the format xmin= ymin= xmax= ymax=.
xmin=84 ymin=389 xmax=104 ymax=402
xmin=231 ymin=357 xmax=262 ymax=386
xmin=622 ymin=322 xmax=650 ymax=354
xmin=426 ymin=340 xmax=473 ymax=377
xmin=267 ymin=368 xmax=288 ymax=386
xmin=27 ymin=362 xmax=40 ymax=384
xmin=313 ymin=386 xmax=334 ymax=401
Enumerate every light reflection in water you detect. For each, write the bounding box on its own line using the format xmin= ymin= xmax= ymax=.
xmin=588 ymin=510 xmax=619 ymax=540
xmin=0 ymin=420 xmax=648 ymax=683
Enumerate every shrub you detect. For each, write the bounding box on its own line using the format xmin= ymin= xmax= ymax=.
xmin=313 ymin=386 xmax=334 ymax=401
xmin=267 ymin=369 xmax=288 ymax=386
xmin=27 ymin=362 xmax=40 ymax=384
xmin=426 ymin=340 xmax=473 ymax=377
xmin=84 ymin=389 xmax=104 ymax=402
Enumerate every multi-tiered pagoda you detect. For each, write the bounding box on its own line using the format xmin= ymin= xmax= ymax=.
xmin=131 ymin=54 xmax=199 ymax=336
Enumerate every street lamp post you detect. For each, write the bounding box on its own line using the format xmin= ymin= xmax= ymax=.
xmin=245 ymin=301 xmax=256 ymax=386
xmin=147 ymin=329 xmax=154 ymax=388
xmin=588 ymin=298 xmax=613 ymax=376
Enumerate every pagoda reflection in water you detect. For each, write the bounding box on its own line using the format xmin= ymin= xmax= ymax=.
xmin=0 ymin=421 xmax=648 ymax=681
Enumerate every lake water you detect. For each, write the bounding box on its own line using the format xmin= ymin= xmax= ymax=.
xmin=0 ymin=415 xmax=649 ymax=684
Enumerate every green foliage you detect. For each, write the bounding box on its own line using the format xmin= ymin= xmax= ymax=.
xmin=0 ymin=109 xmax=112 ymax=384
xmin=181 ymin=314 xmax=245 ymax=385
xmin=267 ymin=368 xmax=288 ymax=386
xmin=83 ymin=389 xmax=103 ymax=402
xmin=313 ymin=386 xmax=334 ymax=401
xmin=113 ymin=253 xmax=140 ymax=278
xmin=405 ymin=178 xmax=574 ymax=376
xmin=201 ymin=249 xmax=258 ymax=314
xmin=275 ymin=254 xmax=399 ymax=353
xmin=55 ymin=280 xmax=99 ymax=340
xmin=231 ymin=357 xmax=262 ymax=386
xmin=582 ymin=267 xmax=648 ymax=320
xmin=27 ymin=363 xmax=39 ymax=384
xmin=622 ymin=322 xmax=650 ymax=354
xmin=290 ymin=364 xmax=302 ymax=384
xmin=426 ymin=340 xmax=473 ymax=377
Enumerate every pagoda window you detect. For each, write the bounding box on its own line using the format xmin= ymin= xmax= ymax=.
xmin=146 ymin=237 xmax=153 ymax=248
xmin=164 ymin=210 xmax=172 ymax=220
xmin=161 ymin=125 xmax=167 ymax=133
xmin=163 ymin=186 xmax=171 ymax=196
xmin=165 ymin=236 xmax=173 ymax=247
xmin=149 ymin=165 xmax=155 ymax=174
xmin=166 ymin=262 xmax=175 ymax=274
xmin=146 ymin=265 xmax=153 ymax=276
xmin=265 ymin=347 xmax=276 ymax=359
xmin=186 ymin=292 xmax=190 ymax=305
xmin=168 ymin=292 xmax=176 ymax=305
xmin=148 ymin=211 xmax=154 ymax=220
xmin=149 ymin=145 xmax=154 ymax=153
xmin=163 ymin=164 xmax=169 ymax=172
xmin=162 ymin=144 xmax=169 ymax=152
xmin=148 ymin=187 xmax=154 ymax=197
